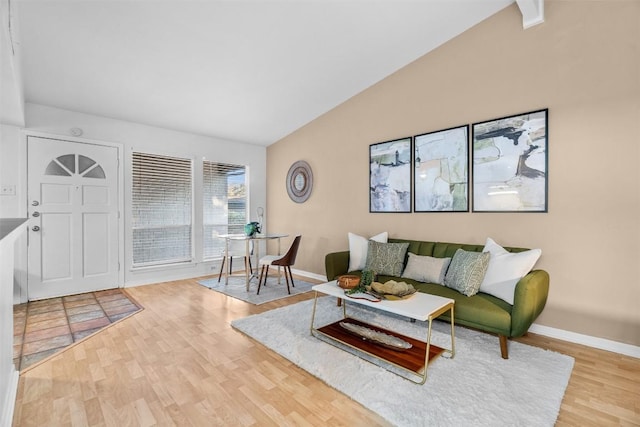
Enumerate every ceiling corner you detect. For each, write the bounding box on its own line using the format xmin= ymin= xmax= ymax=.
xmin=516 ymin=0 xmax=544 ymax=29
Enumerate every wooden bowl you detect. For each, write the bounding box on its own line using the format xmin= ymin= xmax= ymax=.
xmin=337 ymin=274 xmax=360 ymax=289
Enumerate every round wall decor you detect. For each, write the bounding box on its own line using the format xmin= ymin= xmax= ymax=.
xmin=286 ymin=160 xmax=313 ymax=203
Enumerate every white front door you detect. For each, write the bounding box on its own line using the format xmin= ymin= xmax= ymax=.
xmin=27 ymin=136 xmax=120 ymax=300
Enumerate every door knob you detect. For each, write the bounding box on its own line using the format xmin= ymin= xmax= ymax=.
xmin=32 ymin=226 xmax=40 ymax=232
xmin=32 ymin=212 xmax=40 ymax=217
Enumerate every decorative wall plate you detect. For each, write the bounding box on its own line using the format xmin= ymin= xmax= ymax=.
xmin=286 ymin=160 xmax=313 ymax=203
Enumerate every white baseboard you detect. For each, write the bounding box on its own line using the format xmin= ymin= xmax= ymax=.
xmin=528 ymin=323 xmax=640 ymax=359
xmin=291 ymin=269 xmax=640 ymax=359
xmin=1 ymin=368 xmax=19 ymax=427
xmin=290 ymin=268 xmax=327 ymax=282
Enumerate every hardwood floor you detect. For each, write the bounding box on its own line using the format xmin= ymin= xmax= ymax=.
xmin=12 ymin=276 xmax=640 ymax=426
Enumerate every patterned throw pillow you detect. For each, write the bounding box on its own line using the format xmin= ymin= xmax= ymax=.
xmin=364 ymin=241 xmax=410 ymax=277
xmin=444 ymin=249 xmax=490 ymax=296
xmin=401 ymin=253 xmax=451 ymax=285
xmin=348 ymin=232 xmax=388 ymax=272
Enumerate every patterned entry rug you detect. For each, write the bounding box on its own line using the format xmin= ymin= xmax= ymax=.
xmin=198 ymin=275 xmax=316 ymax=305
xmin=13 ymin=288 xmax=143 ymax=371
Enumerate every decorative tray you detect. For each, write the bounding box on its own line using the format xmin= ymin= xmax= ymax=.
xmin=366 ymin=280 xmax=417 ymax=300
xmin=339 ymin=321 xmax=413 ymax=351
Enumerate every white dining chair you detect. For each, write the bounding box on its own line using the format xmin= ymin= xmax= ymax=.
xmin=218 ymin=240 xmax=254 ymax=282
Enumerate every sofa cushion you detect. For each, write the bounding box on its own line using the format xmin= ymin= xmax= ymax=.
xmin=480 ymin=238 xmax=542 ymax=304
xmin=401 ymin=280 xmax=512 ymax=335
xmin=389 ymin=238 xmax=435 ymax=257
xmin=401 ymin=253 xmax=451 ymax=284
xmin=364 ymin=240 xmax=409 ymax=276
xmin=433 ymin=242 xmax=484 ymax=258
xmin=348 ymin=231 xmax=388 ymax=272
xmin=443 ymin=249 xmax=490 ymax=296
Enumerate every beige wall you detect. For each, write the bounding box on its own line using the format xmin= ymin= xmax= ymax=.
xmin=266 ymin=1 xmax=640 ymax=346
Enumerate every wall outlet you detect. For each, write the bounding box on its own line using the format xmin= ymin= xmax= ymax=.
xmin=0 ymin=185 xmax=16 ymax=196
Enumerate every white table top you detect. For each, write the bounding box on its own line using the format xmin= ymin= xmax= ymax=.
xmin=313 ymin=281 xmax=454 ymax=322
xmin=219 ymin=233 xmax=288 ymax=240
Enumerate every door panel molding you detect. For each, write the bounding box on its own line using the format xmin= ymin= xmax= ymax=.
xmin=26 ymin=134 xmax=124 ymax=300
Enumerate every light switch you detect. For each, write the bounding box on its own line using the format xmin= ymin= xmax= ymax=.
xmin=1 ymin=185 xmax=16 ymax=195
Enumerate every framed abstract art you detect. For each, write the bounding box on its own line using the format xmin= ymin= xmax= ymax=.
xmin=414 ymin=125 xmax=469 ymax=212
xmin=369 ymin=137 xmax=412 ymax=213
xmin=472 ymin=109 xmax=548 ymax=212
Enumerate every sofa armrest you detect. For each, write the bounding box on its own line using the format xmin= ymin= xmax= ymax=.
xmin=510 ymin=269 xmax=550 ymax=337
xmin=325 ymin=251 xmax=350 ymax=281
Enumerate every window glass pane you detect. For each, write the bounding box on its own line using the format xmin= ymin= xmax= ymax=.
xmin=83 ymin=165 xmax=106 ymax=179
xmin=132 ymin=152 xmax=193 ymax=266
xmin=45 ymin=160 xmax=71 ymax=176
xmin=203 ymin=161 xmax=247 ymax=259
xmin=78 ymin=155 xmax=96 ymax=174
xmin=57 ymin=154 xmax=76 ymax=173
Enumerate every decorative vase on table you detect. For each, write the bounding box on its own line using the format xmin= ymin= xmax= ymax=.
xmin=244 ymin=222 xmax=261 ymax=237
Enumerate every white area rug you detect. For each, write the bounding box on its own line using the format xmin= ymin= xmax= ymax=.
xmin=231 ymin=297 xmax=574 ymax=426
xmin=198 ymin=276 xmax=315 ymax=305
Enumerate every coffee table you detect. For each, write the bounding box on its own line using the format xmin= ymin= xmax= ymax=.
xmin=310 ymin=281 xmax=455 ymax=384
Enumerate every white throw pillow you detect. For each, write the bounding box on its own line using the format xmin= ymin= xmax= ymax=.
xmin=479 ymin=237 xmax=542 ymax=304
xmin=401 ymin=253 xmax=451 ymax=285
xmin=348 ymin=232 xmax=388 ymax=272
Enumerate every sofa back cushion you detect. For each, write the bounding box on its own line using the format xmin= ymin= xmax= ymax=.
xmin=389 ymin=238 xmax=529 ymax=259
xmin=434 ymin=242 xmax=485 ymax=258
xmin=389 ymin=238 xmax=435 ymax=257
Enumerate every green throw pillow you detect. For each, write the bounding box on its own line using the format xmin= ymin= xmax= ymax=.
xmin=365 ymin=241 xmax=410 ymax=277
xmin=443 ymin=248 xmax=490 ymax=296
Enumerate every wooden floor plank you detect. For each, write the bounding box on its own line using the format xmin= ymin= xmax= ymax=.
xmin=12 ymin=275 xmax=640 ymax=426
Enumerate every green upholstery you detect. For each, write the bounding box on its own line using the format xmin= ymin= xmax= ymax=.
xmin=324 ymin=238 xmax=549 ymax=358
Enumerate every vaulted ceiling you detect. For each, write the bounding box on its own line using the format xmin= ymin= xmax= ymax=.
xmin=7 ymin=0 xmax=541 ymax=146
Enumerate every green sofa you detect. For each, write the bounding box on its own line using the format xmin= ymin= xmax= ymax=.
xmin=324 ymin=238 xmax=549 ymax=359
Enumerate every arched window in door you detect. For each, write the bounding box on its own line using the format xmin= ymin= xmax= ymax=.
xmin=45 ymin=154 xmax=106 ymax=179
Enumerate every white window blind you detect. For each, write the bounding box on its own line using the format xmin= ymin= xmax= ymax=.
xmin=203 ymin=161 xmax=247 ymax=259
xmin=132 ymin=152 xmax=193 ymax=267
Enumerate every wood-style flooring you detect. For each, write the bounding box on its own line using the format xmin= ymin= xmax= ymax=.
xmin=12 ymin=276 xmax=640 ymax=426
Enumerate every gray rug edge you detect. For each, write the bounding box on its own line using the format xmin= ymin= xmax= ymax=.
xmin=197 ymin=277 xmax=315 ymax=305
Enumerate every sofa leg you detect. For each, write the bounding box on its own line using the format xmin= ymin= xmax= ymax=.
xmin=499 ymin=335 xmax=509 ymax=359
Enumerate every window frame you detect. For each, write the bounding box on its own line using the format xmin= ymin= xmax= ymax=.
xmin=130 ymin=151 xmax=195 ymax=268
xmin=202 ymin=160 xmax=249 ymax=261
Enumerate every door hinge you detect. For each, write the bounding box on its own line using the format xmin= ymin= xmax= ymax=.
xmin=118 ymin=262 xmax=121 ymax=271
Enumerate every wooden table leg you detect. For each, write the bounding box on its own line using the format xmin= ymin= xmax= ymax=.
xmin=224 ymin=238 xmax=230 ymax=285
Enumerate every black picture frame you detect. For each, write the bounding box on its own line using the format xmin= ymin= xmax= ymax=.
xmin=369 ymin=137 xmax=412 ymax=213
xmin=414 ymin=125 xmax=469 ymax=212
xmin=471 ymin=108 xmax=548 ymax=212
